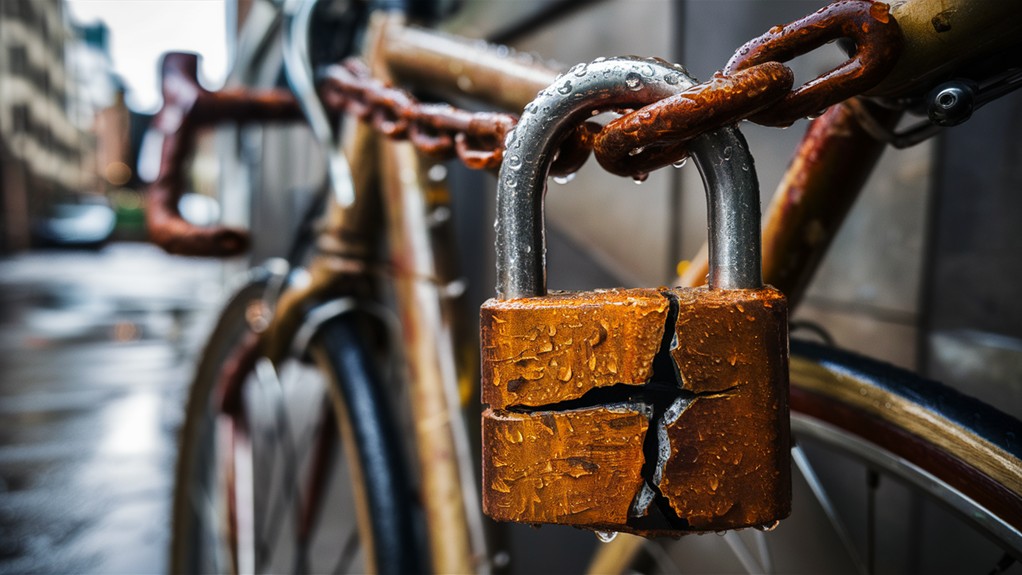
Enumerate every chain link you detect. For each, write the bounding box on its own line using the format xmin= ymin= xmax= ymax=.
xmin=320 ymin=61 xmax=516 ymax=170
xmin=724 ymin=0 xmax=902 ymax=127
xmin=323 ymin=0 xmax=903 ymax=179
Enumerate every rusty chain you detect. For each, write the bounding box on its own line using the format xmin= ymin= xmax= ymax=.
xmin=320 ymin=60 xmax=517 ymax=170
xmin=322 ymin=0 xmax=902 ymax=180
xmin=147 ymin=0 xmax=903 ymax=257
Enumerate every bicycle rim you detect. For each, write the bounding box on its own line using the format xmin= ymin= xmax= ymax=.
xmin=170 ymin=277 xmax=422 ymax=574
xmin=590 ymin=340 xmax=1022 ymax=574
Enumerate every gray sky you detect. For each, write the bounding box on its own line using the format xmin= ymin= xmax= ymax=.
xmin=66 ymin=0 xmax=228 ymax=113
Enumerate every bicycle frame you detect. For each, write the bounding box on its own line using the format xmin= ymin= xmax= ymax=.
xmin=152 ymin=1 xmax=1022 ymax=572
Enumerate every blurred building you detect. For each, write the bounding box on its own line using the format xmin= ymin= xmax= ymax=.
xmin=0 ymin=0 xmax=120 ymax=253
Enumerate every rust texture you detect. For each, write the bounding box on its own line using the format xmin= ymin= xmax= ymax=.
xmin=366 ymin=13 xmax=488 ymax=571
xmin=380 ymin=20 xmax=558 ymax=113
xmin=481 ymin=286 xmax=790 ymax=534
xmin=869 ymin=0 xmax=1022 ymax=97
xmin=679 ymin=99 xmax=902 ymax=305
xmin=725 ymin=0 xmax=903 ymax=127
xmin=480 ymin=289 xmax=669 ymax=410
xmin=147 ymin=53 xmax=303 ymax=257
xmin=320 ymin=60 xmax=517 ymax=170
xmin=593 ymin=62 xmax=794 ymax=177
xmin=482 ymin=407 xmax=649 ymax=528
xmin=660 ymin=286 xmax=791 ymax=530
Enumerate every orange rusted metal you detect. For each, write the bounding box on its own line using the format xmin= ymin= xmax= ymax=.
xmin=593 ymin=62 xmax=794 ymax=177
xmin=147 ymin=53 xmax=303 ymax=257
xmin=482 ymin=407 xmax=649 ymax=528
xmin=726 ymin=0 xmax=903 ymax=127
xmin=662 ymin=286 xmax=790 ymax=530
xmin=481 ymin=289 xmax=669 ymax=410
xmin=481 ymin=286 xmax=790 ymax=534
xmin=870 ymin=0 xmax=1022 ymax=98
xmin=320 ymin=61 xmax=518 ymax=170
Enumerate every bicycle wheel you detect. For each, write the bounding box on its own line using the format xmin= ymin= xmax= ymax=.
xmin=592 ymin=340 xmax=1022 ymax=574
xmin=170 ymin=270 xmax=423 ymax=574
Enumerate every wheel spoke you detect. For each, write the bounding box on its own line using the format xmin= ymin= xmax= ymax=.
xmin=989 ymin=552 xmax=1017 ymax=575
xmin=792 ymin=444 xmax=867 ymax=575
xmin=722 ymin=531 xmax=765 ymax=574
xmin=866 ymin=469 xmax=879 ymax=575
xmin=752 ymin=529 xmax=774 ymax=574
xmin=174 ymin=288 xmax=418 ymax=574
xmin=332 ymin=530 xmax=361 ymax=575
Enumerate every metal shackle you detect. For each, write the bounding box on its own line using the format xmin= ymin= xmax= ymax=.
xmin=495 ymin=56 xmax=762 ymax=300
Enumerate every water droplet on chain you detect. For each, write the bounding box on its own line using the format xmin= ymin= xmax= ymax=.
xmin=632 ymin=173 xmax=648 ymax=185
xmin=553 ymin=173 xmax=576 ymax=185
xmin=595 ymin=530 xmax=618 ymax=543
xmin=805 ymin=107 xmax=828 ymax=120
xmin=628 ymin=146 xmax=645 ymax=156
xmin=672 ymin=157 xmax=688 ymax=168
xmin=625 ymin=72 xmax=643 ymax=91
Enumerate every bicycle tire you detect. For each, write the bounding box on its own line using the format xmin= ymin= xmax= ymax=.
xmin=170 ymin=272 xmax=423 ymax=574
xmin=591 ymin=340 xmax=1022 ymax=574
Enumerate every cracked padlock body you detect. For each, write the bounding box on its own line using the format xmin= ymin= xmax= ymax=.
xmin=481 ymin=57 xmax=790 ymax=535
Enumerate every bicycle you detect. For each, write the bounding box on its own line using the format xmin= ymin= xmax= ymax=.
xmin=142 ymin=0 xmax=1022 ymax=573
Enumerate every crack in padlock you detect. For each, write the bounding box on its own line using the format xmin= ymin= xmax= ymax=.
xmin=481 ymin=57 xmax=791 ymax=536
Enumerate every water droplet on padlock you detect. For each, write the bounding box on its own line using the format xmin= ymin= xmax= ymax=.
xmin=507 ymin=154 xmax=523 ymax=170
xmin=715 ymin=530 xmax=728 ymax=536
xmin=722 ymin=146 xmax=733 ymax=161
xmin=664 ymin=73 xmax=680 ymax=85
xmin=572 ymin=62 xmax=588 ymax=77
xmin=558 ymin=80 xmax=573 ymax=95
xmin=552 ymin=173 xmax=576 ymax=185
xmin=628 ymin=146 xmax=645 ymax=157
xmin=756 ymin=520 xmax=781 ymax=532
xmin=632 ymin=173 xmax=648 ymax=185
xmin=672 ymin=157 xmax=688 ymax=169
xmin=595 ymin=530 xmax=618 ymax=543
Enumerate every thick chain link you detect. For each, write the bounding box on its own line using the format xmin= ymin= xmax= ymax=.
xmin=329 ymin=0 xmax=903 ymax=179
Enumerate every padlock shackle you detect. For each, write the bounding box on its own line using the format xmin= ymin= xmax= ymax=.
xmin=495 ymin=57 xmax=762 ymax=299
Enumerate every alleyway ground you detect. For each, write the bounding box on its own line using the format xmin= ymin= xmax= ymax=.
xmin=0 ymin=244 xmax=224 ymax=573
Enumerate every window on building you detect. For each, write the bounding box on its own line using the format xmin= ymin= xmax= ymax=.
xmin=12 ymin=104 xmax=30 ymax=133
xmin=8 ymin=46 xmax=28 ymax=76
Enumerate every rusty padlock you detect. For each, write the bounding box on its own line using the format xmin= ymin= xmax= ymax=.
xmin=481 ymin=57 xmax=790 ymax=536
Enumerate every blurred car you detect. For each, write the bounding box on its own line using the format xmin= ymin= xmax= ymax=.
xmin=32 ymin=196 xmax=117 ymax=249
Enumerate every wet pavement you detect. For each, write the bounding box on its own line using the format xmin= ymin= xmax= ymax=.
xmin=0 ymin=244 xmax=226 ymax=573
